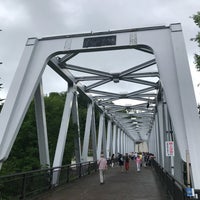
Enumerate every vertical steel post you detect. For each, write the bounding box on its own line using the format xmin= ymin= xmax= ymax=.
xmin=91 ymin=103 xmax=97 ymax=161
xmin=97 ymin=113 xmax=105 ymax=159
xmin=52 ymin=86 xmax=74 ymax=185
xmin=112 ymin=124 xmax=117 ymax=155
xmin=82 ymin=103 xmax=93 ymax=162
xmin=71 ymin=90 xmax=81 ymax=164
xmin=34 ymin=81 xmax=50 ymax=167
xmin=106 ymin=120 xmax=112 ymax=158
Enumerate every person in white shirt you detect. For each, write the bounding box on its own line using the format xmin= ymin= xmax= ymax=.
xmin=97 ymin=154 xmax=107 ymax=184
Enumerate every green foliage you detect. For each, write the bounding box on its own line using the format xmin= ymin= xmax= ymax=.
xmin=1 ymin=101 xmax=40 ymax=174
xmin=0 ymin=92 xmax=88 ymax=175
xmin=44 ymin=92 xmax=66 ymax=164
xmin=193 ymin=11 xmax=200 ymax=27
xmin=192 ymin=11 xmax=200 ymax=70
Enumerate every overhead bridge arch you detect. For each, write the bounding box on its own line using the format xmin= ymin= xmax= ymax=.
xmin=0 ymin=23 xmax=200 ymax=189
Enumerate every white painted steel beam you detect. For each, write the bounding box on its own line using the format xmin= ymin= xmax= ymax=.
xmin=86 ymin=79 xmax=111 ymax=91
xmin=112 ymin=124 xmax=117 ymax=155
xmin=117 ymin=128 xmax=121 ymax=153
xmin=59 ymin=53 xmax=78 ymax=63
xmin=138 ymin=23 xmax=200 ymax=188
xmin=91 ymin=104 xmax=97 ymax=161
xmin=119 ymin=59 xmax=156 ymax=77
xmin=121 ymin=77 xmax=157 ymax=87
xmin=120 ymin=130 xmax=123 ymax=154
xmin=52 ymin=86 xmax=74 ymax=185
xmin=152 ymin=116 xmax=159 ymax=161
xmin=71 ymin=90 xmax=81 ymax=164
xmin=163 ymin=99 xmax=175 ymax=176
xmin=106 ymin=120 xmax=112 ymax=158
xmin=0 ymin=38 xmax=47 ymax=162
xmin=102 ymin=117 xmax=107 ymax=158
xmin=109 ymin=122 xmax=113 ymax=156
xmin=97 ymin=113 xmax=105 ymax=159
xmin=82 ymin=103 xmax=93 ymax=162
xmin=157 ymin=101 xmax=165 ymax=168
xmin=52 ymin=87 xmax=74 ymax=167
xmin=170 ymin=24 xmax=200 ymax=188
xmin=0 ymin=24 xmax=199 ymax=188
xmin=34 ymin=82 xmax=50 ymax=167
xmin=65 ymin=64 xmax=112 ymax=77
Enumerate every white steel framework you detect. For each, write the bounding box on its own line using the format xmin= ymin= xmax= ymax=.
xmin=0 ymin=24 xmax=200 ymax=188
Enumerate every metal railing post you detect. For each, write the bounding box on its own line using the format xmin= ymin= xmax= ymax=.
xmin=79 ymin=163 xmax=82 ymax=178
xmin=66 ymin=166 xmax=70 ymax=183
xmin=88 ymin=162 xmax=91 ymax=175
xmin=20 ymin=174 xmax=26 ymax=200
xmin=0 ymin=161 xmax=98 ymax=199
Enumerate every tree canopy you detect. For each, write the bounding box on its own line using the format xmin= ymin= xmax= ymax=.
xmin=0 ymin=92 xmax=89 ymax=175
xmin=192 ymin=11 xmax=200 ymax=70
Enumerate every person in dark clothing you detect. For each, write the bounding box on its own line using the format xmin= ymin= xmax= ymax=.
xmin=118 ymin=153 xmax=124 ymax=172
xmin=124 ymin=153 xmax=130 ymax=172
xmin=111 ymin=154 xmax=115 ymax=167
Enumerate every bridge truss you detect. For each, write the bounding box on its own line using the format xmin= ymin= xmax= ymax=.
xmin=0 ymin=23 xmax=200 ymax=188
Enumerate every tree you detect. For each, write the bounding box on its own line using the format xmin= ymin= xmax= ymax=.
xmin=0 ymin=92 xmax=88 ymax=175
xmin=192 ymin=11 xmax=200 ymax=70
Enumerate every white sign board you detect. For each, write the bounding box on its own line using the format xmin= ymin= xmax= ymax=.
xmin=165 ymin=141 xmax=175 ymax=156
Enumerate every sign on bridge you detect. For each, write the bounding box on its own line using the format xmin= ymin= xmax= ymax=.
xmin=165 ymin=141 xmax=174 ymax=156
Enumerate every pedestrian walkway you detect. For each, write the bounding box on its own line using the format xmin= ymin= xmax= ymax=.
xmin=33 ymin=161 xmax=170 ymax=200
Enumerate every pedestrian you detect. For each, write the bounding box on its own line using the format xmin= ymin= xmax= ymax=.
xmin=139 ymin=153 xmax=143 ymax=167
xmin=118 ymin=153 xmax=124 ymax=172
xmin=148 ymin=153 xmax=155 ymax=166
xmin=124 ymin=153 xmax=130 ymax=172
xmin=111 ymin=154 xmax=115 ymax=167
xmin=135 ymin=155 xmax=141 ymax=172
xmin=97 ymin=154 xmax=107 ymax=184
xmin=144 ymin=152 xmax=148 ymax=167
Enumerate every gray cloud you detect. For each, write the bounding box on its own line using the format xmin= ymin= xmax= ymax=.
xmin=0 ymin=0 xmax=199 ymax=99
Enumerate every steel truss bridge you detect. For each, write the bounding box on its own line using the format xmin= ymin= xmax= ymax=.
xmin=0 ymin=23 xmax=200 ymax=190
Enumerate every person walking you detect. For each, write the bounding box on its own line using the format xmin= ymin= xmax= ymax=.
xmin=124 ymin=153 xmax=130 ymax=172
xmin=118 ymin=153 xmax=124 ymax=172
xmin=97 ymin=154 xmax=107 ymax=184
xmin=111 ymin=154 xmax=115 ymax=167
xmin=135 ymin=155 xmax=142 ymax=172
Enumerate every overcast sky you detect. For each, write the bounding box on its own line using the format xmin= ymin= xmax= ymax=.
xmin=0 ymin=0 xmax=200 ymax=102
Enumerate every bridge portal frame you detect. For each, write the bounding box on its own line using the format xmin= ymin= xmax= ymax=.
xmin=0 ymin=23 xmax=200 ymax=188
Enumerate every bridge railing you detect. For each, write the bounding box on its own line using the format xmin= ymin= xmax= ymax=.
xmin=152 ymin=159 xmax=200 ymax=200
xmin=0 ymin=161 xmax=98 ymax=200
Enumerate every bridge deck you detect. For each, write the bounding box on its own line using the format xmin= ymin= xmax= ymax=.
xmin=33 ymin=161 xmax=170 ymax=200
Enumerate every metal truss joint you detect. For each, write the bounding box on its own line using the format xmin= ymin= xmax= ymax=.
xmin=112 ymin=73 xmax=120 ymax=83
xmin=26 ymin=38 xmax=38 ymax=46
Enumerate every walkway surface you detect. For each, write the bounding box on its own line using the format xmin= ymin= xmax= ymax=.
xmin=33 ymin=161 xmax=170 ymax=200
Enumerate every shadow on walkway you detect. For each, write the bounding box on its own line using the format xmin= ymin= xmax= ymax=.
xmin=33 ymin=161 xmax=170 ymax=200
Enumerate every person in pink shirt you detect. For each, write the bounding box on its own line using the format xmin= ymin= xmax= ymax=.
xmin=135 ymin=155 xmax=141 ymax=172
xmin=97 ymin=154 xmax=107 ymax=184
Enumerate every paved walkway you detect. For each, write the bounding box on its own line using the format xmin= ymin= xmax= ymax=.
xmin=33 ymin=161 xmax=170 ymax=200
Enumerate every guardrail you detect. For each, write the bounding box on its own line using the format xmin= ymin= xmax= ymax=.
xmin=0 ymin=161 xmax=98 ymax=200
xmin=152 ymin=159 xmax=200 ymax=200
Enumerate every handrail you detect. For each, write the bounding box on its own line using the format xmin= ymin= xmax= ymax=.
xmin=0 ymin=161 xmax=98 ymax=200
xmin=151 ymin=159 xmax=199 ymax=200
